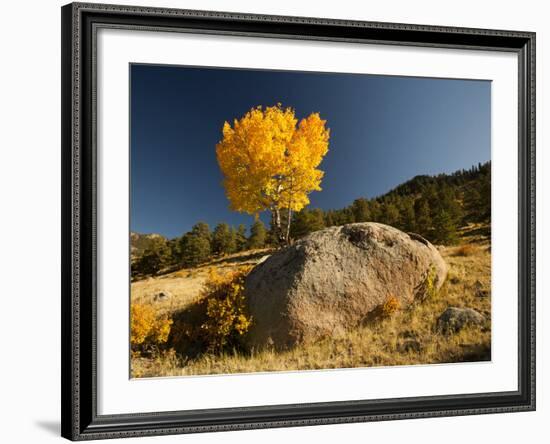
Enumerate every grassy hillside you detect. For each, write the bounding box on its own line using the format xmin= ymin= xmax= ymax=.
xmin=131 ymin=249 xmax=272 ymax=317
xmin=312 ymin=161 xmax=490 ymax=245
xmin=131 ymin=224 xmax=490 ymax=378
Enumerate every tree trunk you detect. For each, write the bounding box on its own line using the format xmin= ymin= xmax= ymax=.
xmin=285 ymin=207 xmax=292 ymax=245
xmin=284 ymin=176 xmax=294 ymax=245
xmin=271 ymin=207 xmax=285 ymax=246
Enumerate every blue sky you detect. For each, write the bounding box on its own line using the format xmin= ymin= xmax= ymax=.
xmin=130 ymin=64 xmax=490 ymax=239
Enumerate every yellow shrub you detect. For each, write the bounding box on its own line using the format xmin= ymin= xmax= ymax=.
xmin=381 ymin=295 xmax=401 ymax=318
xmin=425 ymin=265 xmax=438 ymax=300
xmin=453 ymin=244 xmax=476 ymax=257
xmin=131 ymin=303 xmax=173 ymax=350
xmin=199 ymin=266 xmax=253 ymax=352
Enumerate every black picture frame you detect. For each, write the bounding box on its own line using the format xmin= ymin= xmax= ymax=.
xmin=61 ymin=2 xmax=536 ymax=440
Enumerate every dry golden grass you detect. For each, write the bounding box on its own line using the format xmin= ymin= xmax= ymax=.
xmin=131 ymin=235 xmax=491 ymax=378
xmin=131 ymin=249 xmax=272 ymax=318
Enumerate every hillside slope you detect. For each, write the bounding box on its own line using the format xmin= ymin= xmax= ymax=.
xmin=131 ymin=225 xmax=490 ymax=377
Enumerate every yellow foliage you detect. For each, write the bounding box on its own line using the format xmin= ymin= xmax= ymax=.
xmin=199 ymin=267 xmax=253 ymax=352
xmin=130 ymin=303 xmax=173 ymax=349
xmin=425 ymin=265 xmax=438 ymax=300
xmin=381 ymin=295 xmax=401 ymax=318
xmin=216 ymin=104 xmax=330 ymax=216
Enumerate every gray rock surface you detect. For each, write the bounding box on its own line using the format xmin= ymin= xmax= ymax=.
xmin=244 ymin=223 xmax=448 ymax=349
xmin=436 ymin=307 xmax=485 ymax=334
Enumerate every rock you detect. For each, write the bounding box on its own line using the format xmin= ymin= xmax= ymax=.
xmin=437 ymin=307 xmax=485 ymax=334
xmin=153 ymin=291 xmax=171 ymax=302
xmin=244 ymin=222 xmax=448 ymax=349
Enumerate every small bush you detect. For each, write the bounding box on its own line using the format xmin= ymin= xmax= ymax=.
xmin=381 ymin=295 xmax=401 ymax=318
xmin=424 ymin=265 xmax=438 ymax=300
xmin=131 ymin=303 xmax=173 ymax=351
xmin=414 ymin=265 xmax=438 ymax=303
xmin=170 ymin=266 xmax=253 ymax=355
xmin=453 ymin=244 xmax=476 ymax=257
xmin=199 ymin=267 xmax=253 ymax=352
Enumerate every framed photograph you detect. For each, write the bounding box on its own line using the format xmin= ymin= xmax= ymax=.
xmin=61 ymin=2 xmax=535 ymax=440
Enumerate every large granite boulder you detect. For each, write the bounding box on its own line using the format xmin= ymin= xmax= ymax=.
xmin=244 ymin=223 xmax=448 ymax=349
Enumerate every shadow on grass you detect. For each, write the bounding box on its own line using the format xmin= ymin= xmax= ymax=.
xmin=457 ymin=343 xmax=491 ymax=362
xmin=167 ymin=300 xmax=209 ymax=360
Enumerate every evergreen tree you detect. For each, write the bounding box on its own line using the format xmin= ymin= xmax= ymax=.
xmin=369 ymin=200 xmax=382 ymax=223
xmin=399 ymin=197 xmax=416 ymax=232
xmin=464 ymin=168 xmax=490 ymax=222
xmin=212 ymin=223 xmax=236 ymax=255
xmin=351 ymin=198 xmax=370 ymax=223
xmin=414 ymin=198 xmax=432 ymax=237
xmin=423 ymin=183 xmax=439 ymax=209
xmin=132 ymin=237 xmax=171 ymax=277
xmin=478 ymin=171 xmax=491 ymax=221
xmin=167 ymin=237 xmax=182 ymax=264
xmin=432 ymin=209 xmax=459 ymax=245
xmin=180 ymin=233 xmax=211 ymax=267
xmin=464 ymin=186 xmax=481 ymax=221
xmin=190 ymin=222 xmax=212 ymax=244
xmin=291 ymin=208 xmax=325 ymax=239
xmin=332 ymin=207 xmax=354 ymax=226
xmin=324 ymin=210 xmax=336 ymax=227
xmin=235 ymin=224 xmax=247 ymax=251
xmin=248 ymin=220 xmax=267 ymax=249
xmin=179 ymin=222 xmax=212 ymax=267
xmin=381 ymin=201 xmax=400 ymax=227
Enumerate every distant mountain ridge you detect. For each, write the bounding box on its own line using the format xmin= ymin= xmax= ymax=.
xmin=379 ymin=162 xmax=491 ymax=200
xmin=295 ymin=161 xmax=491 ymax=244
